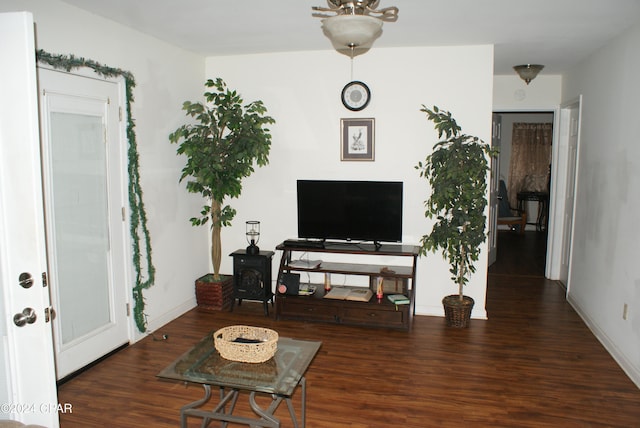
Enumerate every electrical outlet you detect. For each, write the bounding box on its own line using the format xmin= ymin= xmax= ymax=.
xmin=622 ymin=303 xmax=628 ymax=320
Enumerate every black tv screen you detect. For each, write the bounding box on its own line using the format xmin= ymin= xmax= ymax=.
xmin=297 ymin=180 xmax=403 ymax=243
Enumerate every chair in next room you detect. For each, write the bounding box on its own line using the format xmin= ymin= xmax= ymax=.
xmin=497 ymin=179 xmax=526 ymax=234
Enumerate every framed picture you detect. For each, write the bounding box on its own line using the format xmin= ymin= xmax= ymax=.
xmin=341 ymin=118 xmax=375 ymax=161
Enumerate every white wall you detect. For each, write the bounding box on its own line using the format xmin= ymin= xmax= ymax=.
xmin=205 ymin=45 xmax=495 ymax=318
xmin=561 ymin=21 xmax=640 ymax=387
xmin=0 ymin=1 xmax=503 ymax=325
xmin=494 ymin=75 xmax=562 ymax=110
xmin=0 ymin=0 xmax=208 ymax=337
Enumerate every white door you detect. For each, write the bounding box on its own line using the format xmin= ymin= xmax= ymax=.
xmin=558 ymin=100 xmax=581 ymax=287
xmin=0 ymin=12 xmax=59 ymax=427
xmin=39 ymin=68 xmax=130 ymax=379
xmin=487 ymin=114 xmax=502 ymax=266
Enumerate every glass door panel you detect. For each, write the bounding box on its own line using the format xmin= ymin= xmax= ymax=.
xmin=49 ymin=111 xmax=111 ymax=345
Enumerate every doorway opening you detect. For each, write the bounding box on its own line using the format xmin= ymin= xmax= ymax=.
xmin=490 ymin=111 xmax=554 ymax=278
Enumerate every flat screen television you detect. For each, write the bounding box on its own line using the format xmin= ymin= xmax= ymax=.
xmin=297 ymin=180 xmax=403 ymax=244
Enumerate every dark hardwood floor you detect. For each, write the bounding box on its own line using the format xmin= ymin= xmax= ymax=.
xmin=488 ymin=229 xmax=548 ymax=277
xmin=57 ymin=231 xmax=640 ymax=427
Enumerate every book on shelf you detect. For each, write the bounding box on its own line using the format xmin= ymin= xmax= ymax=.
xmin=387 ymin=294 xmax=410 ymax=305
xmin=298 ymin=285 xmax=316 ymax=296
xmin=323 ymin=286 xmax=373 ymax=302
xmin=287 ymin=259 xmax=322 ymax=269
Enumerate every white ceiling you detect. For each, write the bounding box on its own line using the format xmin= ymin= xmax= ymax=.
xmin=59 ymin=0 xmax=640 ymax=75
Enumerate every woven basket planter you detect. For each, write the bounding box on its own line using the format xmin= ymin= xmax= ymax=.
xmin=195 ymin=274 xmax=233 ymax=311
xmin=442 ymin=295 xmax=474 ymax=328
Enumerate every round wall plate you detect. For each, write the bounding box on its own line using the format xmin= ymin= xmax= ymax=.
xmin=341 ymin=81 xmax=371 ymax=111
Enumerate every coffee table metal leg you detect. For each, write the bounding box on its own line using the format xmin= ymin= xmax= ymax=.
xmin=247 ymin=376 xmax=306 ymax=428
xmin=289 ymin=376 xmax=306 ymax=428
xmin=211 ymin=387 xmax=239 ymax=428
xmin=181 ymin=378 xmax=306 ymax=428
xmin=181 ymin=384 xmax=211 ymax=428
xmin=299 ymin=376 xmax=306 ymax=427
xmin=248 ymin=392 xmax=281 ymax=427
xmin=181 ymin=385 xmax=240 ymax=428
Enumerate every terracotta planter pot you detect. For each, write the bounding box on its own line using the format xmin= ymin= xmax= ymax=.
xmin=195 ymin=274 xmax=233 ymax=311
xmin=442 ymin=294 xmax=474 ymax=328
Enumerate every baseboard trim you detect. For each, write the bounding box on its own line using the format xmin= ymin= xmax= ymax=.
xmin=132 ymin=298 xmax=196 ymax=343
xmin=414 ymin=304 xmax=488 ymax=320
xmin=567 ymin=293 xmax=640 ymax=389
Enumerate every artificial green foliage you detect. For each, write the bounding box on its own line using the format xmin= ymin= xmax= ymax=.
xmin=416 ymin=106 xmax=497 ymax=300
xmin=169 ymin=78 xmax=274 ymax=279
xmin=36 ymin=50 xmax=155 ymax=333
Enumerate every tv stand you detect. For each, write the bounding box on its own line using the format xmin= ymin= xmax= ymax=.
xmin=282 ymin=239 xmax=324 ymax=249
xmin=275 ymin=241 xmax=419 ymax=330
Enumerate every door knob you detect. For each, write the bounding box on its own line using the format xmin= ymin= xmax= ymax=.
xmin=13 ymin=308 xmax=37 ymax=327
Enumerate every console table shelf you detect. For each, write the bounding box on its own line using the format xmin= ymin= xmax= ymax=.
xmin=275 ymin=241 xmax=419 ymax=330
xmin=284 ymin=262 xmax=414 ymax=278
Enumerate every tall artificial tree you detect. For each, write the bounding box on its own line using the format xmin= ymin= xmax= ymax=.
xmin=416 ymin=106 xmax=497 ymax=302
xmin=170 ymin=78 xmax=274 ymax=279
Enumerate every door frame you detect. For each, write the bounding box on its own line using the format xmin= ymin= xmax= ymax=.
xmin=487 ymin=113 xmax=502 ymax=266
xmin=491 ymin=107 xmax=565 ymax=279
xmin=545 ymin=96 xmax=582 ymax=288
xmin=39 ymin=64 xmax=137 ymax=341
xmin=35 ymin=59 xmax=144 ymax=341
xmin=37 ymin=66 xmax=134 ymax=378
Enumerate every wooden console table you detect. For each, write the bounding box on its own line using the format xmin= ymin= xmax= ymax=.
xmin=517 ymin=191 xmax=549 ymax=231
xmin=274 ymin=241 xmax=419 ymax=330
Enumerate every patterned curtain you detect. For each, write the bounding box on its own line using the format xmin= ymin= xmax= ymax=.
xmin=507 ymin=123 xmax=553 ymax=208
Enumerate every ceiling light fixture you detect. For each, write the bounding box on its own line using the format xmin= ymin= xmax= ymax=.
xmin=313 ymin=0 xmax=398 ymax=57
xmin=513 ymin=64 xmax=544 ymax=85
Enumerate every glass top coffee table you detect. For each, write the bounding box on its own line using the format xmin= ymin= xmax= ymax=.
xmin=157 ymin=331 xmax=321 ymax=428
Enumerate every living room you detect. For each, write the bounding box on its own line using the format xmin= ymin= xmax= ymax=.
xmin=1 ymin=1 xmax=640 ymax=426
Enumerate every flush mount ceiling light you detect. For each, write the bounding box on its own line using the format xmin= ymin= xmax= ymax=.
xmin=513 ymin=64 xmax=544 ymax=85
xmin=312 ymin=0 xmax=398 ymax=57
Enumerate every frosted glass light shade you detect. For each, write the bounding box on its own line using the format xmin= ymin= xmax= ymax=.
xmin=513 ymin=64 xmax=544 ymax=84
xmin=321 ymin=15 xmax=383 ymax=54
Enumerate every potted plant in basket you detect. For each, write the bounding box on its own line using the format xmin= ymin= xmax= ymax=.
xmin=170 ymin=78 xmax=275 ymax=310
xmin=415 ymin=105 xmax=497 ymax=327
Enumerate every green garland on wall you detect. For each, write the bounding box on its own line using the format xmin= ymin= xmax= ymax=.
xmin=36 ymin=50 xmax=155 ymax=333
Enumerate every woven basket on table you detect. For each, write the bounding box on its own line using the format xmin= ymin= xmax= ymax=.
xmin=214 ymin=325 xmax=278 ymax=363
xmin=442 ymin=295 xmax=474 ymax=328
